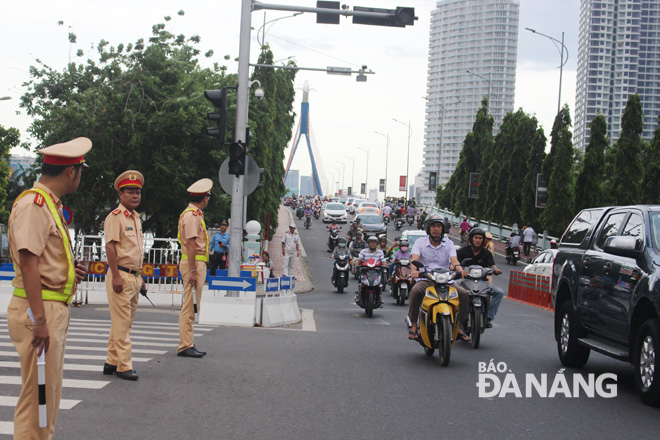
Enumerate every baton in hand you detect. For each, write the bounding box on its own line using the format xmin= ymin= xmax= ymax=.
xmin=26 ymin=307 xmax=47 ymax=428
xmin=139 ymin=285 xmax=156 ymax=308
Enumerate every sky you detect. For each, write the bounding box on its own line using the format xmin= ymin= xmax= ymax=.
xmin=2 ymin=0 xmax=579 ymax=197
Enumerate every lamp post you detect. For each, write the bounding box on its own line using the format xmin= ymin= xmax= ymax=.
xmin=525 ymin=28 xmax=568 ymax=113
xmin=357 ymin=146 xmax=370 ymax=197
xmin=344 ymin=155 xmax=355 ymax=196
xmin=257 ymin=12 xmax=303 ymax=46
xmin=374 ymin=130 xmax=389 ymax=200
xmin=335 ymin=160 xmax=346 ymax=194
xmin=466 ymin=69 xmax=492 ymax=108
xmin=332 ymin=166 xmax=342 ymax=195
xmin=0 ymin=96 xmax=11 ymax=101
xmin=422 ymin=97 xmax=461 ymax=191
xmin=392 ymin=119 xmax=412 ymax=201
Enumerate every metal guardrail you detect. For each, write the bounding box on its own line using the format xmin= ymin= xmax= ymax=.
xmin=417 ymin=204 xmax=559 ymax=251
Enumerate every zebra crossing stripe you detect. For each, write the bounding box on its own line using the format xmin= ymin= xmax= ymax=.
xmin=66 ymin=326 xmax=182 ymax=337
xmin=0 ymin=421 xmax=13 ymax=435
xmin=0 ymin=375 xmax=110 ymax=389
xmin=64 ymin=337 xmax=174 ymax=348
xmin=0 ymin=342 xmax=166 ymax=355
xmin=0 ymin=396 xmax=80 ymax=410
xmin=0 ymin=361 xmax=107 ymax=372
xmin=0 ymin=351 xmax=151 ymax=362
xmin=66 ymin=322 xmax=213 ymax=332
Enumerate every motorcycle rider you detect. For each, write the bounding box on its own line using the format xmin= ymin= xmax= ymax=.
xmin=330 ymin=237 xmax=351 ymax=285
xmin=460 ymin=217 xmax=470 ymax=244
xmin=407 ymin=213 xmax=470 ymax=341
xmin=346 ymin=221 xmax=361 ymax=244
xmin=406 ymin=205 xmax=416 ymax=221
xmin=382 ymin=203 xmax=392 ymax=220
xmin=303 ymin=205 xmax=313 ymax=226
xmin=358 ymin=236 xmax=388 ymax=282
xmin=389 ymin=238 xmax=412 ymax=290
xmin=350 ymin=231 xmax=368 ymax=268
xmin=456 ymin=228 xmax=505 ymax=328
xmin=506 ymin=231 xmax=522 ymax=259
xmin=327 ymin=219 xmax=341 ymax=250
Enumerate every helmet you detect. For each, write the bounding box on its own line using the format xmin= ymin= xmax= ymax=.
xmin=469 ymin=227 xmax=486 ymax=246
xmin=378 ymin=236 xmax=387 ymax=243
xmin=367 ymin=235 xmax=378 ymax=244
xmin=331 ymin=219 xmax=337 ymax=224
xmin=399 ymin=239 xmax=409 ymax=247
xmin=424 ymin=213 xmax=446 ymax=236
xmin=338 ymin=237 xmax=347 ymax=244
xmin=356 ymin=231 xmax=363 ymax=238
xmin=485 ymin=231 xmax=493 ymax=240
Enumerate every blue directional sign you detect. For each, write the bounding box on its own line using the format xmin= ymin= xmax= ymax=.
xmin=208 ymin=276 xmax=256 ymax=292
xmin=265 ymin=278 xmax=280 ymax=292
xmin=279 ymin=276 xmax=292 ymax=291
xmin=291 ymin=276 xmax=296 ymax=291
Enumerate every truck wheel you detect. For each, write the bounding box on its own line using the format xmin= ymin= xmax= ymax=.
xmin=557 ymin=301 xmax=590 ymax=367
xmin=635 ymin=319 xmax=660 ymax=406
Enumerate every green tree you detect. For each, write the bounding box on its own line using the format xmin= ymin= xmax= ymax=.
xmin=520 ymin=127 xmax=547 ymax=231
xmin=541 ymin=126 xmax=575 ymax=236
xmin=246 ymin=46 xmax=297 ymax=239
xmin=503 ymin=111 xmax=538 ymax=225
xmin=542 ymin=104 xmax=572 ymax=181
xmin=21 ymin=15 xmax=236 ymax=236
xmin=610 ymin=94 xmax=644 ymax=205
xmin=0 ymin=126 xmax=19 ymax=222
xmin=574 ymin=114 xmax=608 ymax=210
xmin=640 ymin=114 xmax=660 ymax=204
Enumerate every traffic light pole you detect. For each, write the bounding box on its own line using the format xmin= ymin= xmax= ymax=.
xmin=228 ymin=0 xmax=253 ymax=283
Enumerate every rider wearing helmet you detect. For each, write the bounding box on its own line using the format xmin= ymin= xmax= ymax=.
xmin=331 ymin=237 xmax=351 ymax=285
xmin=358 ymin=235 xmax=387 ymax=265
xmin=408 ymin=213 xmax=470 ymax=341
xmin=456 ymin=227 xmax=504 ymax=328
xmin=350 ymin=231 xmax=368 ymax=267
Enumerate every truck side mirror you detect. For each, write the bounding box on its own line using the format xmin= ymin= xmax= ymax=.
xmin=603 ymin=236 xmax=643 ymax=259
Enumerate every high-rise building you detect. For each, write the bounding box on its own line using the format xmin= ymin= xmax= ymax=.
xmin=284 ymin=169 xmax=300 ymax=195
xmin=300 ymin=176 xmax=315 ymax=196
xmin=420 ymin=0 xmax=519 ymax=205
xmin=574 ymin=0 xmax=660 ymax=152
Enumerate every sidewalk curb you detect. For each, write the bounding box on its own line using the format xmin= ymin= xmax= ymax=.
xmin=286 ymin=207 xmax=314 ymax=294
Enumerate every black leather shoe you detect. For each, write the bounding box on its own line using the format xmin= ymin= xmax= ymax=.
xmin=486 ymin=319 xmax=493 ymax=329
xmin=177 ymin=347 xmax=204 ymax=358
xmin=193 ymin=346 xmax=207 ymax=356
xmin=116 ymin=369 xmax=139 ymax=381
xmin=103 ymin=363 xmax=117 ymax=375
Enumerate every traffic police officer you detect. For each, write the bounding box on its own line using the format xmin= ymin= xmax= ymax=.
xmin=102 ymin=170 xmax=145 ymax=381
xmin=209 ymin=220 xmax=230 ymax=275
xmin=177 ymin=178 xmax=212 ymax=358
xmin=6 ymin=137 xmax=91 ymax=439
xmin=281 ymin=223 xmax=300 ymax=277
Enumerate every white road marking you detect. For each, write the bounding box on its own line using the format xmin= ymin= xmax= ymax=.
xmin=0 ymin=375 xmax=110 ymax=390
xmin=0 ymin=361 xmax=110 ymax=372
xmin=0 ymin=396 xmax=80 ymax=410
xmin=301 ymin=309 xmax=316 ymax=332
xmin=0 ymin=421 xmax=13 ymax=435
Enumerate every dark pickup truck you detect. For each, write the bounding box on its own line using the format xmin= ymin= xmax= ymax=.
xmin=552 ymin=205 xmax=660 ymax=405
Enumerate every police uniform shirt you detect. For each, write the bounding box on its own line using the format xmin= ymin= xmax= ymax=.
xmin=281 ymin=231 xmax=299 ymax=254
xmin=104 ymin=203 xmax=144 ymax=271
xmin=179 ymin=204 xmax=208 ymax=255
xmin=9 ymin=182 xmax=69 ymax=292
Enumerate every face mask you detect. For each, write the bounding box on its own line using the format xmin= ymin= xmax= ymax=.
xmin=339 ymin=243 xmax=345 ymax=248
xmin=400 ymin=246 xmax=408 ymax=252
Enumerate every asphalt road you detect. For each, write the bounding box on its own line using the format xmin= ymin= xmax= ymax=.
xmin=2 ymin=212 xmax=659 ymax=439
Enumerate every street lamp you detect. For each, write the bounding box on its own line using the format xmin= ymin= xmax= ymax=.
xmin=344 ymin=155 xmax=355 ymax=196
xmin=374 ymin=130 xmax=389 ymax=200
xmin=525 ymin=28 xmax=569 ymax=113
xmin=422 ymin=96 xmax=461 ymax=191
xmin=257 ymin=12 xmax=303 ymax=46
xmin=466 ymin=69 xmax=492 ymax=108
xmin=392 ymin=119 xmax=412 ymax=201
xmin=0 ymin=96 xmax=11 ymax=101
xmin=332 ymin=166 xmax=341 ymax=195
xmin=335 ymin=160 xmax=346 ymax=193
xmin=357 ymin=146 xmax=370 ymax=197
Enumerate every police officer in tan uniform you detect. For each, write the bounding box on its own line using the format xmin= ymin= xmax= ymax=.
xmin=6 ymin=138 xmax=91 ymax=440
xmin=177 ymin=178 xmax=212 ymax=358
xmin=102 ymin=170 xmax=145 ymax=381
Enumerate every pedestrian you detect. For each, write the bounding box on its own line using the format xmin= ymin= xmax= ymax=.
xmin=177 ymin=178 xmax=212 ymax=358
xmin=7 ymin=137 xmax=91 ymax=439
xmin=209 ymin=220 xmax=230 ymax=275
xmin=262 ymin=251 xmax=274 ymax=278
xmin=523 ymin=222 xmax=535 ymax=256
xmin=281 ymin=223 xmax=300 ymax=277
xmin=102 ymin=170 xmax=145 ymax=381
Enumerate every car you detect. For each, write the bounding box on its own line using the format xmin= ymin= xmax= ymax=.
xmin=357 ymin=201 xmax=380 ymax=214
xmin=345 ymin=198 xmax=355 ymax=211
xmin=401 ymin=229 xmax=426 ymax=248
xmin=322 ymin=203 xmax=348 ymax=223
xmin=354 ymin=213 xmax=386 ymax=239
xmin=522 ymin=249 xmax=558 ymax=277
xmin=350 ymin=199 xmax=366 ymax=214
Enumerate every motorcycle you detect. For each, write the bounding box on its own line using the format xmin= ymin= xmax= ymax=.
xmin=390 ymin=258 xmax=414 ymax=306
xmin=350 ymin=250 xmax=361 ymax=279
xmin=405 ymin=261 xmax=461 ymax=367
xmin=296 ymin=207 xmax=304 ymax=219
xmin=383 ymin=213 xmax=390 ymax=225
xmin=417 ymin=217 xmax=424 ymax=230
xmin=506 ymin=245 xmax=520 ymax=265
xmin=327 ymin=228 xmax=341 ymax=252
xmin=355 ymin=258 xmax=384 ymax=317
xmin=304 ymin=214 xmax=311 ymax=229
xmin=459 ymin=263 xmax=493 ymax=349
xmin=460 ymin=230 xmax=468 ymax=247
xmin=406 ymin=214 xmax=415 ymax=226
xmin=332 ymin=254 xmax=350 ymax=293
xmin=314 ymin=206 xmax=321 ymax=219
xmin=394 ymin=218 xmax=404 ymax=231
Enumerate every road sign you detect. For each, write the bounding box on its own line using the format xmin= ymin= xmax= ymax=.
xmin=62 ymin=206 xmax=73 ymax=225
xmin=279 ymin=276 xmax=292 ymax=291
xmin=265 ymin=278 xmax=280 ymax=292
xmin=219 ymin=155 xmax=261 ymax=196
xmin=209 ymin=276 xmax=256 ymax=292
xmin=536 ymin=173 xmax=548 ymax=208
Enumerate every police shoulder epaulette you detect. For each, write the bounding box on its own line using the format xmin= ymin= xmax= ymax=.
xmin=124 ymin=210 xmax=130 ymax=217
xmin=112 ymin=208 xmax=122 ymax=215
xmin=196 ymin=209 xmax=202 ymax=216
xmin=192 ymin=210 xmax=198 ymax=216
xmin=33 ymin=193 xmax=45 ymax=207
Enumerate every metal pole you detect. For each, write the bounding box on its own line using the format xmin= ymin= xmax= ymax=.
xmin=374 ymin=131 xmax=389 ymax=200
xmin=406 ymin=121 xmax=411 ymax=202
xmin=558 ymin=31 xmax=564 ymax=113
xmin=229 ymin=0 xmax=252 ymax=280
xmin=344 ymin=155 xmax=354 ymax=195
xmin=357 ymin=147 xmax=369 ymax=197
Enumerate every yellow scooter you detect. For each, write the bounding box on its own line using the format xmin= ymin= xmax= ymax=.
xmin=406 ymin=261 xmax=461 ymax=367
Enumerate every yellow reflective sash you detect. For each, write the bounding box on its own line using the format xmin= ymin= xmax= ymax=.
xmin=10 ymin=188 xmax=76 ymax=303
xmin=178 ymin=207 xmax=209 ymax=262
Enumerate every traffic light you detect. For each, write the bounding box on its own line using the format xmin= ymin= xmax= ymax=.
xmin=256 ymin=167 xmax=265 ymax=191
xmin=204 ymin=86 xmax=235 ymax=145
xmin=352 ymin=6 xmax=417 ymax=27
xmin=228 ymin=142 xmax=246 ymax=176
